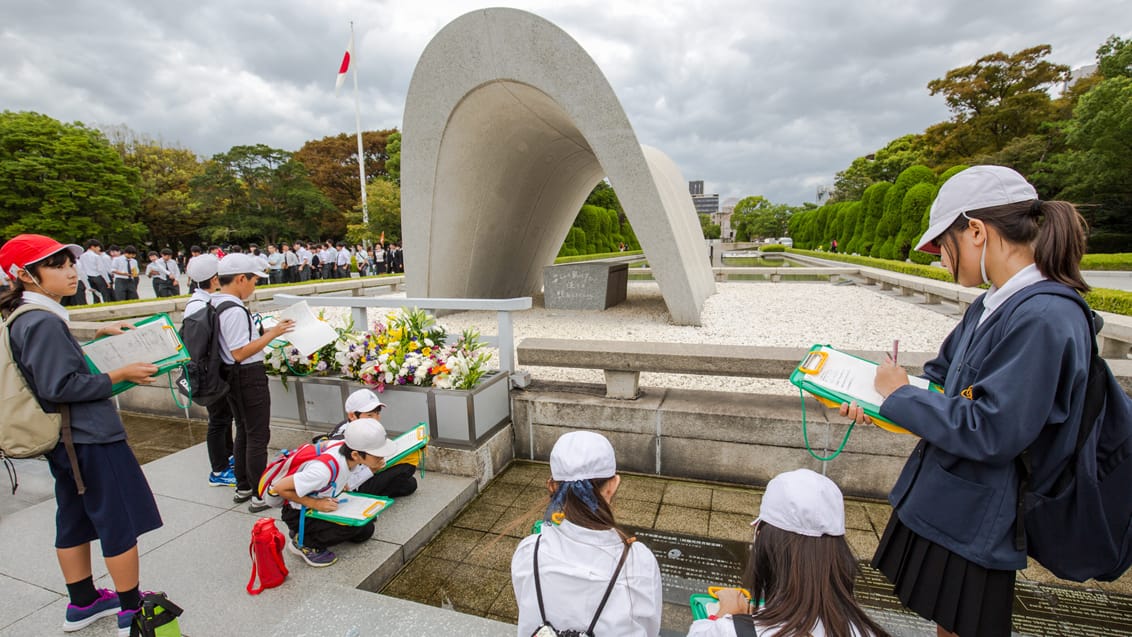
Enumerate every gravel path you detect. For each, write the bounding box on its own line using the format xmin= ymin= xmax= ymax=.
xmin=313 ymin=281 xmax=961 ymax=394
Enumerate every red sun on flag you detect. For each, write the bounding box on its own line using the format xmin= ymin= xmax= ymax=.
xmin=335 ymin=34 xmax=354 ymax=94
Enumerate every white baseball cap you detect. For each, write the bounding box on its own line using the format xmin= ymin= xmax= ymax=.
xmin=753 ymin=468 xmax=845 ymax=537
xmin=915 ymin=165 xmax=1038 ymax=255
xmin=217 ymin=253 xmax=268 ymax=278
xmin=550 ymin=431 xmax=616 ymax=482
xmin=344 ymin=388 xmax=386 ymax=414
xmin=185 ymin=255 xmax=220 ymax=283
xmin=342 ymin=418 xmax=398 ymax=458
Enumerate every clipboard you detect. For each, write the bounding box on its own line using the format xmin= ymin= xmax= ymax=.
xmin=82 ymin=313 xmax=190 ymax=395
xmin=789 ymin=344 xmax=942 ymax=434
xmin=689 ymin=593 xmax=719 ymax=621
xmin=305 ymin=491 xmax=393 ymax=526
xmin=382 ymin=423 xmax=429 ymax=470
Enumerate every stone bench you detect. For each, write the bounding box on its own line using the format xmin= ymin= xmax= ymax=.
xmin=542 ymin=261 xmax=629 ymax=310
xmin=517 ymin=338 xmax=932 ymax=399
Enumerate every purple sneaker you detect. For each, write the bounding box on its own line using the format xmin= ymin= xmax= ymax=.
xmin=63 ymin=588 xmax=119 ymax=631
xmin=116 ymin=608 xmax=138 ymax=637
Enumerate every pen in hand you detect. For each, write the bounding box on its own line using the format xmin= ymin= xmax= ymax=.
xmin=892 ymin=339 xmax=899 ymax=365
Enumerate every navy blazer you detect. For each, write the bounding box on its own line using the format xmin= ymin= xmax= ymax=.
xmin=879 ymin=283 xmax=1091 ymax=570
xmin=10 ymin=308 xmax=124 ymax=444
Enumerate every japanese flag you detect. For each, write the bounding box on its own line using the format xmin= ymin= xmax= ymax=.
xmin=335 ymin=33 xmax=354 ymax=94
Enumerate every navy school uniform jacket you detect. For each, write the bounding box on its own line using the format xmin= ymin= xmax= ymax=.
xmin=878 ymin=283 xmax=1091 ymax=571
xmin=9 ymin=309 xmax=125 ymax=444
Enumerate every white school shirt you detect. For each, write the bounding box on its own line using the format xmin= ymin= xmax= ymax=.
xmin=284 ymin=251 xmax=299 ymax=268
xmin=336 ymin=248 xmax=350 ymax=267
xmin=211 ymin=292 xmax=264 ymax=365
xmin=511 ymin=521 xmax=662 ymax=637
xmin=325 ymin=247 xmax=338 ymax=265
xmin=99 ymin=253 xmax=113 ymax=281
xmin=145 ymin=260 xmax=168 ymax=280
xmin=977 ymin=263 xmax=1046 ymax=326
xmin=286 ymin=444 xmax=372 ymax=510
xmin=298 ymin=248 xmax=312 ymax=267
xmin=687 ymin=616 xmax=868 ymax=637
xmin=79 ymin=250 xmax=103 ymax=284
xmin=163 ymin=258 xmax=181 ymax=280
xmin=373 ymin=249 xmax=384 ymax=263
xmin=110 ymin=255 xmax=130 ymax=279
xmin=73 ymin=252 xmax=92 ymax=285
xmin=266 ymin=252 xmax=284 ymax=271
xmin=183 ymin=288 xmax=212 ymax=318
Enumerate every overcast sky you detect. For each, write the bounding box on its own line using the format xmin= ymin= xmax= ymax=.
xmin=2 ymin=0 xmax=1127 ymax=205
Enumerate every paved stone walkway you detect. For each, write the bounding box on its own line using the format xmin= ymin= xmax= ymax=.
xmin=385 ymin=461 xmax=1132 ymax=636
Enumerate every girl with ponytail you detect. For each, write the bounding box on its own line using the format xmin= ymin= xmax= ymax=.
xmin=511 ymin=431 xmax=662 ymax=636
xmin=841 ymin=166 xmax=1093 ymax=637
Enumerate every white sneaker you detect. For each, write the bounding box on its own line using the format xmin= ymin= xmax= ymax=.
xmin=248 ymin=497 xmax=271 ymax=513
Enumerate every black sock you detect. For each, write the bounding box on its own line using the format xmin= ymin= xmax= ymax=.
xmin=66 ymin=576 xmax=99 ymax=607
xmin=118 ymin=586 xmax=141 ymax=612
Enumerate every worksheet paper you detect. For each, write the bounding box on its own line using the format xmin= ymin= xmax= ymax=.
xmin=807 ymin=347 xmax=933 ymax=408
xmin=326 ymin=493 xmax=388 ymax=521
xmin=274 ymin=301 xmax=338 ymax=358
xmin=82 ymin=319 xmax=182 ymax=372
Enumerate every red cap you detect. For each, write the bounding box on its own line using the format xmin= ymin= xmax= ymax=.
xmin=0 ymin=234 xmax=83 ymax=279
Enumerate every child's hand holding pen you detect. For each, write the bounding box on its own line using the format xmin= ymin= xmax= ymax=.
xmin=875 ymin=339 xmax=908 ymax=399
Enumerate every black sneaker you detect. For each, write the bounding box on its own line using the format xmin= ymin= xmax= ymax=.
xmin=233 ymin=488 xmax=254 ymax=503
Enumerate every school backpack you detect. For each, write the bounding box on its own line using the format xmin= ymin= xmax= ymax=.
xmin=1000 ymin=281 xmax=1132 ymax=582
xmin=176 ymin=299 xmax=245 ymax=407
xmin=0 ymin=305 xmax=83 ymax=494
xmin=128 ymin=591 xmax=183 ymax=637
xmin=247 ymin=517 xmax=289 ymax=595
xmin=256 ymin=440 xmax=342 ymax=506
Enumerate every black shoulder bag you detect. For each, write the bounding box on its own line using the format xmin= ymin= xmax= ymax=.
xmin=530 ymin=534 xmax=635 ymax=637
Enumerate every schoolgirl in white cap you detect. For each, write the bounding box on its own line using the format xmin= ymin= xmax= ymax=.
xmin=842 ymin=166 xmax=1093 ymax=637
xmin=688 ymin=469 xmax=888 ymax=637
xmin=511 ymin=431 xmax=662 ymax=636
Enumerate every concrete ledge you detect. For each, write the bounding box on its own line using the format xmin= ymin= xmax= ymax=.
xmin=511 ymin=380 xmax=918 ymax=498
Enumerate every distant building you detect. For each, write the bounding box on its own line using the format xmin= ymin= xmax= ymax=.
xmin=689 ymin=180 xmax=719 ymax=215
xmin=1063 ymin=64 xmax=1098 ymax=93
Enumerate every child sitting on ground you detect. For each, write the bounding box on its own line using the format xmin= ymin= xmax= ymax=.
xmin=312 ymin=388 xmax=418 ymax=498
xmin=688 ymin=469 xmax=889 ymax=637
xmin=271 ymin=418 xmax=396 ymax=567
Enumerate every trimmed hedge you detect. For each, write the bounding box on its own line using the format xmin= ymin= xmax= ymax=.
xmin=1081 ymin=254 xmax=1132 ymax=271
xmin=792 ymin=249 xmax=1132 ymax=315
xmin=553 ymin=250 xmax=643 ymax=264
xmin=761 ymin=244 xmax=786 ymax=253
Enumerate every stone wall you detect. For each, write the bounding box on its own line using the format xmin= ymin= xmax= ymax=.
xmin=511 ymin=380 xmax=917 ymax=499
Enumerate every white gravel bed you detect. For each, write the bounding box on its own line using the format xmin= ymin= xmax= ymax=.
xmin=309 ymin=281 xmax=961 ymax=394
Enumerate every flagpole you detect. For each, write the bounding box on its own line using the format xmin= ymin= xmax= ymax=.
xmin=350 ymin=21 xmax=369 ymax=238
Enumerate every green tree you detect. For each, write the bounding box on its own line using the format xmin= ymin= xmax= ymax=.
xmin=0 ymin=111 xmax=143 ymax=243
xmin=698 ymin=214 xmax=721 ymax=240
xmin=831 ymin=134 xmax=928 ymax=202
xmin=104 ymin=126 xmax=205 ymax=249
xmin=1097 ymin=35 xmax=1132 ymax=80
xmin=346 ymin=177 xmax=400 ymax=245
xmin=1055 ymin=76 xmax=1132 ymax=250
xmin=191 ymin=144 xmax=334 ymax=244
xmin=293 ymin=129 xmax=396 ymax=238
xmin=385 ymin=131 xmax=401 ymax=186
xmin=924 ymin=45 xmax=1069 ymax=165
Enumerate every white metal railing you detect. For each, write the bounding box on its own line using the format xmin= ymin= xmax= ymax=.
xmin=272 ymin=294 xmax=533 ymax=374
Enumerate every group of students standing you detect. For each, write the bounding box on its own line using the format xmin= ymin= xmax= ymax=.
xmin=0 ymin=165 xmax=1100 ymax=637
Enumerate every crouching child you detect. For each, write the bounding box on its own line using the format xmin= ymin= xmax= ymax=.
xmin=315 ymin=388 xmax=417 ymax=498
xmin=269 ymin=418 xmax=397 ymax=567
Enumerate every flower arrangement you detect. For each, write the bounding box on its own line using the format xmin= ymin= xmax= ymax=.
xmin=264 ymin=307 xmax=494 ymax=391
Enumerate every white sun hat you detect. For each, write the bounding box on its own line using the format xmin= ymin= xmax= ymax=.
xmin=914 ymin=165 xmax=1038 ymax=255
xmin=753 ymin=468 xmax=846 ymax=537
xmin=550 ymin=431 xmax=617 ymax=482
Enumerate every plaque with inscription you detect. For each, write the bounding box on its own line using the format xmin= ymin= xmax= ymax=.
xmin=625 ymin=526 xmax=751 ymax=605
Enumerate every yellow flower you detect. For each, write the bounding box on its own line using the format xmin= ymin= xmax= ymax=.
xmin=422 ymin=347 xmax=431 ymax=357
xmin=551 ymin=511 xmax=565 ymax=524
xmin=408 ymin=341 xmax=419 ymax=351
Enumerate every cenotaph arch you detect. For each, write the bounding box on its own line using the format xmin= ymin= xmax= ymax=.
xmin=401 ymin=7 xmax=716 ymax=324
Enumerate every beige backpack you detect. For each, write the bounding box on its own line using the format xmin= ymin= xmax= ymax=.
xmin=1 ymin=304 xmax=81 ymax=493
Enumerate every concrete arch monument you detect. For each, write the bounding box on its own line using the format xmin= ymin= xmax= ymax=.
xmin=402 ymin=7 xmax=716 ymax=324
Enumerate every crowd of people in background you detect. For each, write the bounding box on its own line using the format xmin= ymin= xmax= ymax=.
xmin=43 ymin=239 xmax=405 ymax=305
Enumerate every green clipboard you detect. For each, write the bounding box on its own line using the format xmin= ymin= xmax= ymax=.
xmin=689 ymin=593 xmax=719 ymax=620
xmin=81 ymin=313 xmax=190 ymax=395
xmin=789 ymin=344 xmax=943 ymax=434
xmin=305 ymin=491 xmax=393 ymax=526
xmin=381 ymin=423 xmax=429 ymax=470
